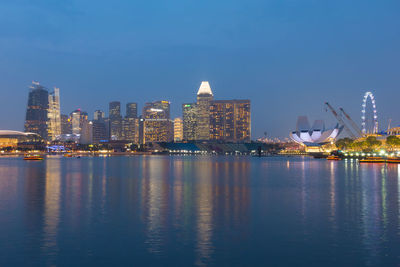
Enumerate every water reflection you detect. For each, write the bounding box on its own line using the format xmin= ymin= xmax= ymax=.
xmin=43 ymin=158 xmax=61 ymax=256
xmin=0 ymin=156 xmax=399 ymax=266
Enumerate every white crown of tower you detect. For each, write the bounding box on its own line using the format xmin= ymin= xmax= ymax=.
xmin=197 ymin=81 xmax=213 ymax=95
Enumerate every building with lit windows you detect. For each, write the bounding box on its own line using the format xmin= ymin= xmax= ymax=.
xmin=126 ymin=102 xmax=138 ymax=118
xmin=174 ymin=118 xmax=183 ymax=142
xmin=210 ymin=100 xmax=251 ymax=142
xmin=70 ymin=109 xmax=88 ymax=135
xmin=141 ymin=101 xmax=173 ymax=144
xmin=24 ymin=81 xmax=49 ymax=140
xmin=182 ymin=103 xmax=197 ymax=141
xmin=47 ymin=87 xmax=61 ymax=141
xmin=109 ymin=101 xmax=122 ymax=140
xmin=0 ymin=130 xmax=45 ymax=150
xmin=196 ymin=81 xmax=213 ymax=140
xmin=122 ymin=117 xmax=139 ymax=143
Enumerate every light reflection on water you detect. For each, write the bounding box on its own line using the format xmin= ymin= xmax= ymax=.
xmin=0 ymin=156 xmax=399 ymax=266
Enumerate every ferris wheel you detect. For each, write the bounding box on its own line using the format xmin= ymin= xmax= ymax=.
xmin=361 ymin=92 xmax=378 ymax=134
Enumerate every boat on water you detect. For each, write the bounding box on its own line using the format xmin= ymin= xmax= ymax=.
xmin=64 ymin=153 xmax=73 ymax=158
xmin=386 ymin=157 xmax=400 ymax=164
xmin=23 ymin=154 xmax=44 ymax=161
xmin=359 ymin=157 xmax=386 ymax=163
xmin=327 ymin=155 xmax=341 ymax=160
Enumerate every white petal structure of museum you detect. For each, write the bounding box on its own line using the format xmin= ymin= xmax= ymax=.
xmin=290 ymin=116 xmax=343 ymax=146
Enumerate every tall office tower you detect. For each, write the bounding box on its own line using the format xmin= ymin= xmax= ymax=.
xmin=142 ymin=101 xmax=173 ymax=144
xmin=109 ymin=101 xmax=122 ymax=140
xmin=80 ymin=121 xmax=93 ymax=144
xmin=92 ymin=110 xmax=108 ymax=143
xmin=182 ymin=103 xmax=197 ymax=141
xmin=25 ymin=81 xmax=49 ymax=140
xmin=70 ymin=109 xmax=88 ymax=135
xmin=143 ymin=100 xmax=170 ymax=119
xmin=47 ymin=87 xmax=61 ymax=140
xmin=60 ymin=114 xmax=71 ymax=134
xmin=173 ymin=118 xmax=183 ymax=142
xmin=196 ymin=81 xmax=213 ymax=140
xmin=92 ymin=121 xmax=107 ymax=143
xmin=122 ymin=117 xmax=139 ymax=143
xmin=126 ymin=102 xmax=138 ymax=118
xmin=94 ymin=110 xmax=105 ymax=121
xmin=210 ymin=100 xmax=251 ymax=142
xmin=71 ymin=110 xmax=81 ymax=135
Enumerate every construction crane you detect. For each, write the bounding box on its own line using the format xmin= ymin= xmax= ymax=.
xmin=387 ymin=119 xmax=392 ymax=133
xmin=339 ymin=108 xmax=363 ymax=137
xmin=324 ymin=102 xmax=357 ymax=138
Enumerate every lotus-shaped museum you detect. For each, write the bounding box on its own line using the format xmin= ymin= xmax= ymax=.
xmin=290 ymin=116 xmax=343 ymax=146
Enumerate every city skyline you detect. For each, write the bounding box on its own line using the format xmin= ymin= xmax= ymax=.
xmin=20 ymin=80 xmax=251 ymax=144
xmin=1 ymin=1 xmax=400 ymax=138
xmin=5 ymin=78 xmax=399 ymax=139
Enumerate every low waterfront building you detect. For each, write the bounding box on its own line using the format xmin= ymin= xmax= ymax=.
xmin=0 ymin=130 xmax=45 ymax=150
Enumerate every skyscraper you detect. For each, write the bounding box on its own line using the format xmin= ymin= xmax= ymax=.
xmin=92 ymin=121 xmax=107 ymax=143
xmin=122 ymin=117 xmax=139 ymax=143
xmin=94 ymin=110 xmax=105 ymax=121
xmin=173 ymin=118 xmax=183 ymax=142
xmin=141 ymin=101 xmax=173 ymax=144
xmin=142 ymin=101 xmax=170 ymax=119
xmin=71 ymin=110 xmax=81 ymax=135
xmin=182 ymin=103 xmax=197 ymax=141
xmin=60 ymin=114 xmax=71 ymax=134
xmin=109 ymin=101 xmax=122 ymax=140
xmin=92 ymin=109 xmax=108 ymax=143
xmin=122 ymin=102 xmax=139 ymax=143
xmin=24 ymin=82 xmax=49 ymax=140
xmin=47 ymin=87 xmax=61 ymax=141
xmin=70 ymin=109 xmax=88 ymax=136
xmin=210 ymin=100 xmax=251 ymax=142
xmin=196 ymin=81 xmax=213 ymax=140
xmin=80 ymin=120 xmax=93 ymax=144
xmin=126 ymin=102 xmax=138 ymax=118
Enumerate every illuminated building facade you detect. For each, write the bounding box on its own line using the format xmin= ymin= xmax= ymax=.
xmin=70 ymin=109 xmax=88 ymax=136
xmin=47 ymin=87 xmax=61 ymax=141
xmin=109 ymin=101 xmax=122 ymax=140
xmin=210 ymin=100 xmax=251 ymax=142
xmin=289 ymin=116 xmax=343 ymax=152
xmin=24 ymin=81 xmax=49 ymax=140
xmin=0 ymin=130 xmax=45 ymax=150
xmin=126 ymin=102 xmax=138 ymax=118
xmin=142 ymin=101 xmax=173 ymax=144
xmin=196 ymin=81 xmax=213 ymax=140
xmin=122 ymin=117 xmax=139 ymax=143
xmin=182 ymin=103 xmax=197 ymax=141
xmin=174 ymin=118 xmax=183 ymax=142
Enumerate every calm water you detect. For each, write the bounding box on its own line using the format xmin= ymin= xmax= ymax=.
xmin=0 ymin=156 xmax=399 ymax=266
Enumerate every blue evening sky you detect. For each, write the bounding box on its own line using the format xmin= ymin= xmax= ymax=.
xmin=0 ymin=0 xmax=399 ymax=138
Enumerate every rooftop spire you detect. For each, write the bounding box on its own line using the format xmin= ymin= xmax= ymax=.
xmin=197 ymin=81 xmax=213 ymax=95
